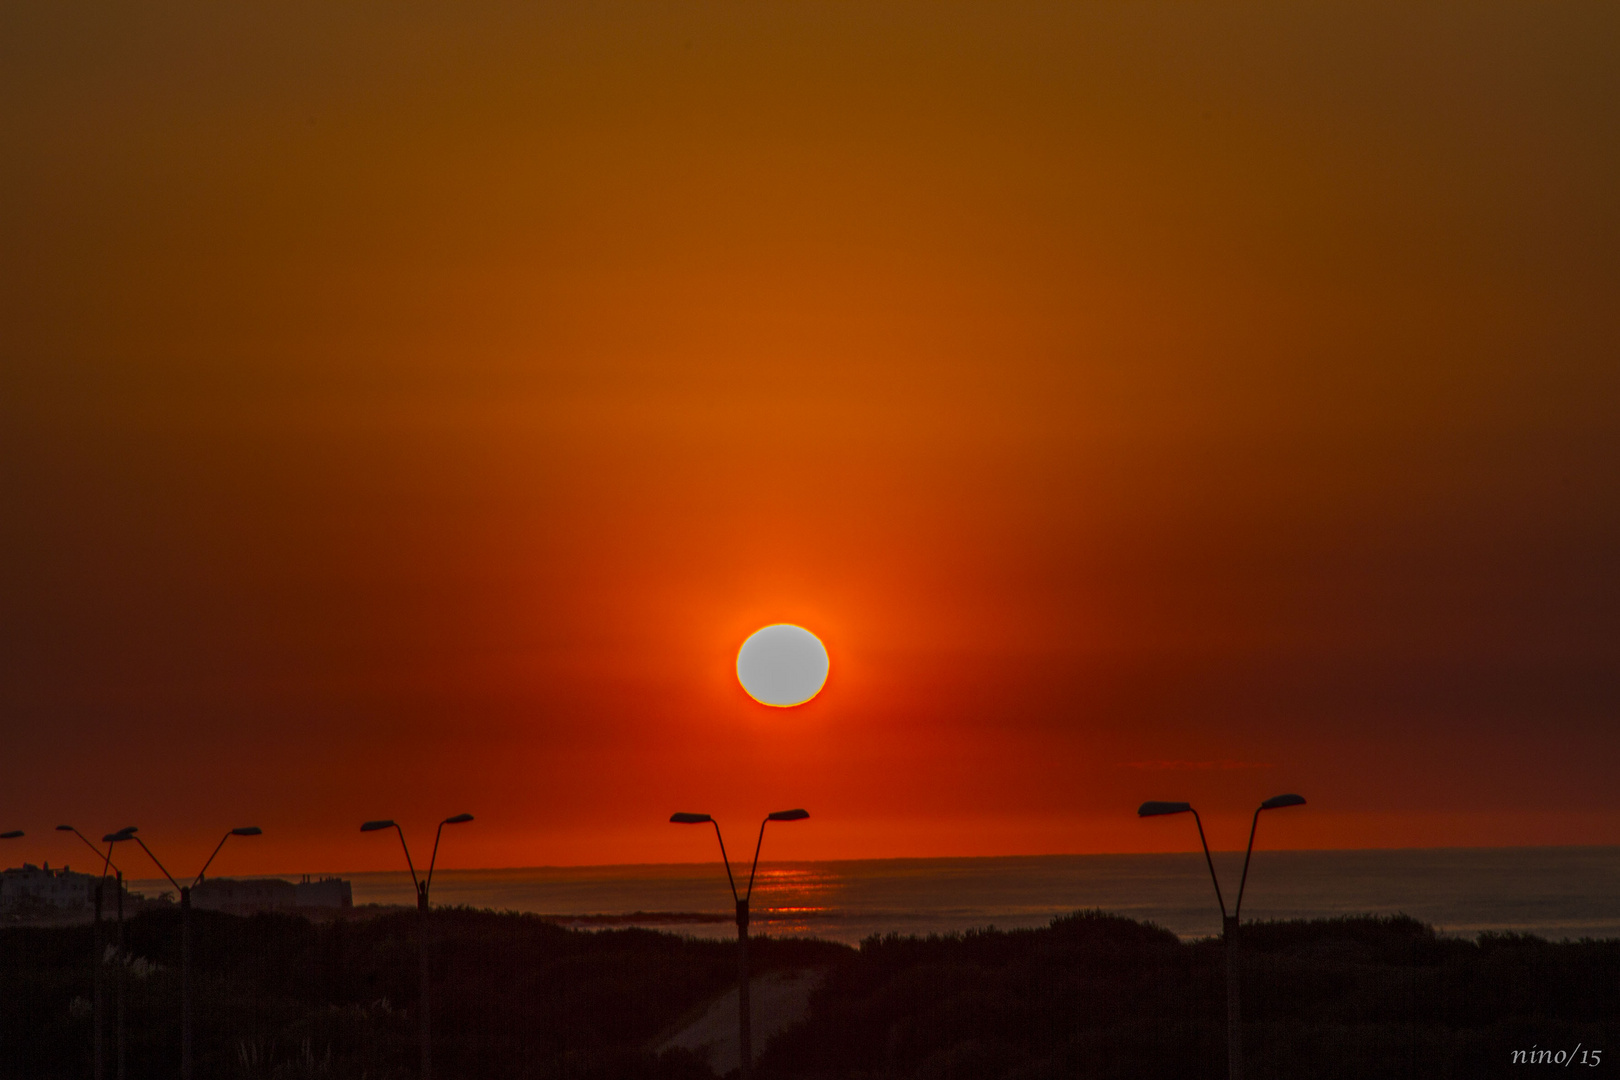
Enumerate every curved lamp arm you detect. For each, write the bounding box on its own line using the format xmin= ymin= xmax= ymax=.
xmin=425 ymin=814 xmax=473 ymax=899
xmin=746 ymin=820 xmax=768 ymax=901
xmin=1138 ymin=801 xmax=1226 ymax=921
xmin=392 ymin=825 xmax=419 ymax=892
xmin=193 ymin=827 xmax=262 ymax=888
xmin=1189 ymin=808 xmax=1227 ymax=921
xmin=669 ymin=813 xmax=738 ymax=902
xmin=1233 ymin=794 xmax=1306 ymax=921
xmin=57 ymin=825 xmax=120 ymax=877
xmin=361 ymin=820 xmax=419 ymax=894
xmin=713 ymin=821 xmax=738 ymax=902
xmin=746 ymin=809 xmax=809 ymax=903
xmin=130 ymin=836 xmax=183 ymax=894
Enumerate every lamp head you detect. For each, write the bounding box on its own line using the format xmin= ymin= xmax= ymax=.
xmin=1260 ymin=793 xmax=1306 ymax=811
xmin=102 ymin=826 xmax=138 ymax=843
xmin=1138 ymin=801 xmax=1193 ymax=817
xmin=767 ymin=809 xmax=809 ymax=822
xmin=231 ymin=827 xmax=263 ymax=836
xmin=443 ymin=813 xmax=474 ymax=825
xmin=669 ymin=813 xmax=712 ymax=824
xmin=360 ymin=820 xmax=396 ymax=833
xmin=0 ymin=831 xmax=22 ymax=840
xmin=56 ymin=825 xmax=74 ymax=832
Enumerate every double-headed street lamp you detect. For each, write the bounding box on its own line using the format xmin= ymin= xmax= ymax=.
xmin=57 ymin=825 xmax=123 ymax=1080
xmin=361 ymin=813 xmax=474 ymax=1080
xmin=112 ymin=825 xmax=262 ymax=1080
xmin=670 ymin=809 xmax=809 ymax=1080
xmin=100 ymin=827 xmax=138 ymax=1080
xmin=1138 ymin=794 xmax=1306 ymax=1080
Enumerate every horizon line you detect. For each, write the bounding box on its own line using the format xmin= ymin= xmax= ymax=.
xmin=79 ymin=842 xmax=1619 ymax=884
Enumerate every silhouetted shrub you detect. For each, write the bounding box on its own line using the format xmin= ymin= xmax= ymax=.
xmin=755 ymin=912 xmax=1620 ymax=1080
xmin=4 ymin=909 xmax=1616 ymax=1080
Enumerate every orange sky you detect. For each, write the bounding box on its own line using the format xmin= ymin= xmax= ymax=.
xmin=2 ymin=2 xmax=1618 ymax=877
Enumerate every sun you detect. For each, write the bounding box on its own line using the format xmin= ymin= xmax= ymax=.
xmin=736 ymin=625 xmax=829 ymax=707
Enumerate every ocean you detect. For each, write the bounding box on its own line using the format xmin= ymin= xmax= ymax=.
xmin=141 ymin=847 xmax=1620 ymax=945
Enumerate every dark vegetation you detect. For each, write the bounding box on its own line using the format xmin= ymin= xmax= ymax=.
xmin=759 ymin=912 xmax=1620 ymax=1080
xmin=1 ymin=908 xmax=1613 ymax=1080
xmin=0 ymin=908 xmax=840 ymax=1080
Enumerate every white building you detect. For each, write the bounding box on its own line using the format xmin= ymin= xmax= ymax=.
xmin=0 ymin=863 xmax=102 ymax=911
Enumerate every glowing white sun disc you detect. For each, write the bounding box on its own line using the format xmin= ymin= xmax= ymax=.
xmin=736 ymin=625 xmax=829 ymax=707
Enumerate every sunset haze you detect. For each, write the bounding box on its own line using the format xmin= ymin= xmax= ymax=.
xmin=3 ymin=1 xmax=1617 ymax=877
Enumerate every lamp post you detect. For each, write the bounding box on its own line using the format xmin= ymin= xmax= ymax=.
xmin=57 ymin=825 xmax=123 ymax=1080
xmin=99 ymin=828 xmax=138 ymax=1080
xmin=670 ymin=809 xmax=809 ymax=1080
xmin=361 ymin=814 xmax=474 ymax=1080
xmin=121 ymin=826 xmax=262 ymax=1080
xmin=1138 ymin=794 xmax=1305 ymax=1080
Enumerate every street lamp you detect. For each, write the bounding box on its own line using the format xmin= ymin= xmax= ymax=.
xmin=361 ymin=814 xmax=474 ymax=1080
xmin=1138 ymin=794 xmax=1306 ymax=1080
xmin=120 ymin=826 xmax=262 ymax=1080
xmin=100 ymin=827 xmax=139 ymax=1080
xmin=670 ymin=809 xmax=809 ymax=1080
xmin=58 ymin=825 xmax=124 ymax=1080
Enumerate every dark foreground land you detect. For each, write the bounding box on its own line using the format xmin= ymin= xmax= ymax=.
xmin=0 ymin=908 xmax=1613 ymax=1080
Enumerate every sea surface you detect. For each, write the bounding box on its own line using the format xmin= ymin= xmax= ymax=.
xmin=141 ymin=847 xmax=1620 ymax=945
